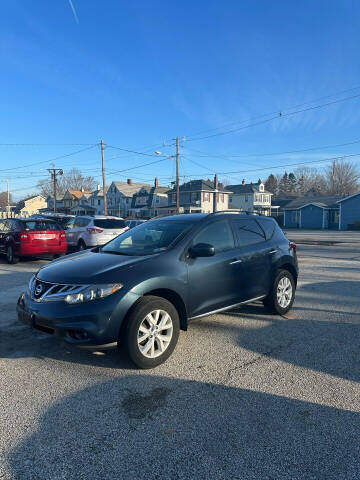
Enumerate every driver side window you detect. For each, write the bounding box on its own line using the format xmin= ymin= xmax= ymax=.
xmin=192 ymin=220 xmax=235 ymax=253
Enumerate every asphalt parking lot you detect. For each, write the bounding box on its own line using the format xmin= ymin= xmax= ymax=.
xmin=0 ymin=238 xmax=359 ymax=479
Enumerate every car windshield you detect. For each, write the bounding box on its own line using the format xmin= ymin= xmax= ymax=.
xmin=94 ymin=219 xmax=126 ymax=229
xmin=22 ymin=221 xmax=60 ymax=231
xmin=101 ymin=218 xmax=195 ymax=256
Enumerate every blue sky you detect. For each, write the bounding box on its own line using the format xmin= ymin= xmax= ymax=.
xmin=1 ymin=0 xmax=360 ymax=198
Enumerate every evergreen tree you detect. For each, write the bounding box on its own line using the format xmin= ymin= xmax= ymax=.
xmin=264 ymin=174 xmax=278 ymax=194
xmin=288 ymin=172 xmax=297 ymax=192
xmin=279 ymin=172 xmax=289 ymax=194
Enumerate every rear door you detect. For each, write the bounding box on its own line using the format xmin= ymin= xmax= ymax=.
xmin=231 ymin=217 xmax=272 ymax=301
xmin=67 ymin=217 xmax=86 ymax=246
xmin=186 ymin=219 xmax=242 ymax=318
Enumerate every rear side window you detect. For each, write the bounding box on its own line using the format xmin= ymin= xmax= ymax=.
xmin=21 ymin=221 xmax=60 ymax=231
xmin=74 ymin=217 xmax=90 ymax=228
xmin=94 ymin=219 xmax=126 ymax=229
xmin=258 ymin=218 xmax=276 ymax=240
xmin=232 ymin=218 xmax=265 ymax=247
xmin=192 ymin=220 xmax=235 ymax=253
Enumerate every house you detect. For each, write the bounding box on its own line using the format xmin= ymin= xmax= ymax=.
xmin=106 ymin=179 xmax=151 ymax=217
xmin=283 ymin=195 xmax=342 ymax=229
xmin=88 ymin=185 xmax=109 ymax=215
xmin=337 ymin=192 xmax=360 ymax=230
xmin=14 ymin=195 xmax=47 ymax=216
xmin=62 ymin=188 xmax=93 ymax=214
xmin=161 ymin=179 xmax=230 ymax=215
xmin=46 ymin=194 xmax=65 ymax=212
xmin=225 ymin=179 xmax=273 ymax=215
xmin=130 ymin=178 xmax=169 ymax=219
xmin=70 ymin=193 xmax=96 ymax=216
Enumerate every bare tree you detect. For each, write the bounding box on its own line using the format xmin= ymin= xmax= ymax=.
xmin=294 ymin=166 xmax=326 ymax=196
xmin=37 ymin=168 xmax=98 ymax=198
xmin=0 ymin=191 xmax=12 ymax=208
xmin=325 ymin=160 xmax=360 ymax=196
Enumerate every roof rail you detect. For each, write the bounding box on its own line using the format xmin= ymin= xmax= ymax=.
xmin=207 ymin=209 xmax=263 ymax=217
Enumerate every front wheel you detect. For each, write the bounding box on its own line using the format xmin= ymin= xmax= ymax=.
xmin=263 ymin=269 xmax=295 ymax=315
xmin=123 ymin=296 xmax=180 ymax=369
xmin=6 ymin=245 xmax=19 ymax=264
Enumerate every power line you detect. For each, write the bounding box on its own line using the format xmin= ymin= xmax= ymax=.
xmin=0 ymin=143 xmax=96 ymax=146
xmin=107 ymin=156 xmax=170 ymax=174
xmin=185 ymin=92 xmax=360 ymax=142
xmin=181 ymin=152 xmax=360 ymax=177
xmin=183 ymin=84 xmax=360 ymax=139
xmin=0 ymin=145 xmax=98 ymax=173
xmin=182 ymin=137 xmax=360 ymax=161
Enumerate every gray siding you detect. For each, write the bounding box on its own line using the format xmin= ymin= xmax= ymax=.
xmin=340 ymin=194 xmax=360 ymax=230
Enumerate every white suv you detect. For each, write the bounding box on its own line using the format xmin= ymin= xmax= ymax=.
xmin=66 ymin=215 xmax=128 ymax=250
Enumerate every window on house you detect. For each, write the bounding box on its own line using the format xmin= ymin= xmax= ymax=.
xmin=98 ymin=199 xmax=101 ymax=206
xmin=245 ymin=195 xmax=248 ymax=202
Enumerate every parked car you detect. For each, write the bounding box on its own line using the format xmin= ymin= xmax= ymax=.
xmin=65 ymin=215 xmax=128 ymax=250
xmin=17 ymin=212 xmax=298 ymax=368
xmin=0 ymin=218 xmax=67 ymax=264
xmin=125 ymin=219 xmax=147 ymax=229
xmin=32 ymin=214 xmax=75 ymax=231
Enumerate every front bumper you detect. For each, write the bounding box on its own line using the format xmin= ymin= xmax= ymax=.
xmin=17 ymin=288 xmax=140 ymax=349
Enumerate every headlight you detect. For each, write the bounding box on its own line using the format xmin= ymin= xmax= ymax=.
xmin=64 ymin=284 xmax=123 ymax=304
xmin=27 ymin=275 xmax=35 ymax=296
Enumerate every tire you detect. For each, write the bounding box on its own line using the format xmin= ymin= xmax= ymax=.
xmin=263 ymin=269 xmax=295 ymax=315
xmin=77 ymin=239 xmax=86 ymax=251
xmin=6 ymin=244 xmax=19 ymax=264
xmin=123 ymin=296 xmax=180 ymax=369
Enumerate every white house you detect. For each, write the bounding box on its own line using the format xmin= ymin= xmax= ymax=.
xmin=106 ymin=179 xmax=151 ymax=217
xmin=225 ymin=179 xmax=273 ymax=215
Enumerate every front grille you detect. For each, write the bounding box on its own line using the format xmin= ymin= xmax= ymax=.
xmin=30 ymin=277 xmax=86 ymax=302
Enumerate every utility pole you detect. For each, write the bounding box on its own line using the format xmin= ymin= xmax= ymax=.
xmin=213 ymin=173 xmax=218 ymax=212
xmin=101 ymin=139 xmax=107 ymax=216
xmin=47 ymin=166 xmax=64 ymax=214
xmin=175 ymin=137 xmax=180 ymax=214
xmin=6 ymin=179 xmax=10 ymax=209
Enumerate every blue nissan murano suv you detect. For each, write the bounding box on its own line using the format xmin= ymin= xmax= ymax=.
xmin=17 ymin=212 xmax=298 ymax=368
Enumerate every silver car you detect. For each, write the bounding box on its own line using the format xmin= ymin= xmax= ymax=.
xmin=66 ymin=215 xmax=128 ymax=250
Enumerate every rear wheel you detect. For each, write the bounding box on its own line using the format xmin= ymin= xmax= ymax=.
xmin=77 ymin=239 xmax=86 ymax=251
xmin=123 ymin=296 xmax=180 ymax=369
xmin=263 ymin=269 xmax=295 ymax=315
xmin=6 ymin=245 xmax=19 ymax=264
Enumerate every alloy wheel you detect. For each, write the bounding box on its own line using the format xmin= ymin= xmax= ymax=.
xmin=137 ymin=309 xmax=173 ymax=359
xmin=276 ymin=276 xmax=293 ymax=308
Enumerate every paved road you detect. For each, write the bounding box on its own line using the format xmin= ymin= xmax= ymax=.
xmin=284 ymin=228 xmax=360 ymax=244
xmin=0 ymin=245 xmax=359 ymax=480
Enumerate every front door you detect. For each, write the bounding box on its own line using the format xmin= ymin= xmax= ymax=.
xmin=186 ymin=219 xmax=242 ymax=318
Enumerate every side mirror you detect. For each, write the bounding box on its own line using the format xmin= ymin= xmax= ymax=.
xmin=189 ymin=242 xmax=215 ymax=258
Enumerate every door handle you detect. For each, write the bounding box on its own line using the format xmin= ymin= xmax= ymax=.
xmin=229 ymin=258 xmax=242 ymax=264
xmin=269 ymin=249 xmax=278 ymax=254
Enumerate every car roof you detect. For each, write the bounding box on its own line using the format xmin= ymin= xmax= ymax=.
xmin=78 ymin=215 xmax=124 ymax=220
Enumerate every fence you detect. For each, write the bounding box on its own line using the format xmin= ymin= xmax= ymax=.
xmin=0 ymin=212 xmax=32 ymax=219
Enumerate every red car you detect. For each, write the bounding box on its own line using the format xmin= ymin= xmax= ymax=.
xmin=0 ymin=218 xmax=68 ymax=264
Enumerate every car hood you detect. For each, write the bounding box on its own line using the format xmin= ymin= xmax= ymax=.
xmin=37 ymin=250 xmax=157 ymax=284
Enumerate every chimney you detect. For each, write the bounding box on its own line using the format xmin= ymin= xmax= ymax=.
xmin=127 ymin=178 xmax=132 ymax=185
xmin=242 ymin=179 xmax=246 ymax=185
xmin=81 ymin=186 xmax=85 ymax=192
xmin=97 ymin=184 xmax=101 ymax=191
xmin=154 ymin=177 xmax=159 ymax=188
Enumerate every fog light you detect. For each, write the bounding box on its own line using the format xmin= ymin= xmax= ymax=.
xmin=68 ymin=329 xmax=89 ymax=341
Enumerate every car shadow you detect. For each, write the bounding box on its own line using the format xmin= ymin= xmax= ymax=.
xmin=192 ymin=280 xmax=360 ymax=383
xmin=7 ymin=375 xmax=360 ymax=479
